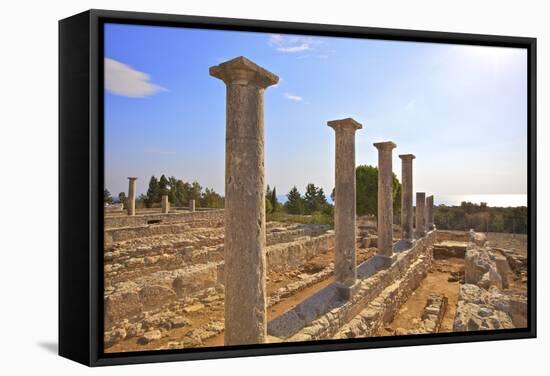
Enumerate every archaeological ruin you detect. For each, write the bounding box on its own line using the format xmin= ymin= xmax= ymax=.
xmin=103 ymin=56 xmax=528 ymax=352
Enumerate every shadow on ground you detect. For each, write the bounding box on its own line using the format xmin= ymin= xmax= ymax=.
xmin=37 ymin=341 xmax=58 ymax=354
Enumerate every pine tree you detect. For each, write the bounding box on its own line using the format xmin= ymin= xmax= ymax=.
xmin=104 ymin=189 xmax=113 ymax=204
xmin=285 ymin=186 xmax=304 ymax=214
xmin=159 ymin=174 xmax=170 ymax=198
xmin=174 ymin=179 xmax=186 ymax=207
xmin=271 ymin=186 xmax=278 ymax=212
xmin=145 ymin=176 xmax=160 ymax=208
xmin=118 ymin=192 xmax=127 ymax=208
xmin=167 ymin=176 xmax=178 ymax=204
xmin=304 ymin=183 xmax=320 ymax=214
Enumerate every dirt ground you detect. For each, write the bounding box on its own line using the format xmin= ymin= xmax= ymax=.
xmin=378 ymin=257 xmax=464 ymax=335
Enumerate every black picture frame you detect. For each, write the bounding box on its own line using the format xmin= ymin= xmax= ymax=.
xmin=59 ymin=8 xmax=537 ymax=367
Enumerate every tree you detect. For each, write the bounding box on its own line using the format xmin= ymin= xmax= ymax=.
xmin=201 ymin=187 xmax=224 ymax=208
xmin=356 ymin=165 xmax=378 ymax=216
xmin=167 ymin=176 xmax=178 ymax=204
xmin=118 ymin=192 xmax=127 ymax=208
xmin=265 ymin=185 xmax=274 ymax=214
xmin=159 ymin=174 xmax=170 ymax=198
xmin=145 ymin=176 xmax=160 ymax=207
xmin=104 ymin=189 xmax=113 ymax=204
xmin=187 ymin=181 xmax=202 ymax=206
xmin=285 ymin=186 xmax=304 ymax=214
xmin=265 ymin=196 xmax=273 ymax=214
xmin=271 ymin=186 xmax=278 ymax=212
xmin=174 ymin=179 xmax=186 ymax=207
xmin=355 ymin=165 xmax=401 ymax=217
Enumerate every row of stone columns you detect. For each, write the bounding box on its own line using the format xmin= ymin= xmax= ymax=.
xmin=209 ymin=56 xmax=436 ymax=346
xmin=415 ymin=192 xmax=435 ymax=236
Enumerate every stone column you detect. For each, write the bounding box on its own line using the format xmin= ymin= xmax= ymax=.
xmin=127 ymin=177 xmax=137 ymax=216
xmin=161 ymin=195 xmax=169 ymax=214
xmin=210 ymin=56 xmax=279 ymax=346
xmin=328 ymin=118 xmax=362 ymax=298
xmin=374 ymin=141 xmax=396 ymax=266
xmin=416 ymin=192 xmax=426 ymax=237
xmin=399 ymin=154 xmax=415 ymax=241
xmin=426 ymin=195 xmax=434 ymax=230
xmin=190 ymin=199 xmax=195 ymax=212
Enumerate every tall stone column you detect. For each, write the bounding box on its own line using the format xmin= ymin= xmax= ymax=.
xmin=328 ymin=118 xmax=362 ymax=298
xmin=416 ymin=192 xmax=426 ymax=237
xmin=190 ymin=199 xmax=195 ymax=212
xmin=426 ymin=195 xmax=434 ymax=230
xmin=374 ymin=141 xmax=396 ymax=266
xmin=161 ymin=195 xmax=169 ymax=214
xmin=210 ymin=56 xmax=279 ymax=346
xmin=399 ymin=154 xmax=415 ymax=241
xmin=127 ymin=177 xmax=137 ymax=216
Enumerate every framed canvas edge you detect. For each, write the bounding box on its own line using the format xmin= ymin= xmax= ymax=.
xmin=59 ymin=8 xmax=537 ymax=367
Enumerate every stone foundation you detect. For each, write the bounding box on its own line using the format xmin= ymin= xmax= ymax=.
xmin=104 ymin=209 xmax=224 ymax=229
xmin=267 ymin=231 xmax=436 ymax=341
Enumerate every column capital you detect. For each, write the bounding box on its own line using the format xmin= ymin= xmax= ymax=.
xmin=399 ymin=154 xmax=416 ymax=160
xmin=327 ymin=117 xmax=362 ymax=131
xmin=209 ymin=56 xmax=279 ymax=88
xmin=374 ymin=141 xmax=397 ymax=150
xmin=127 ymin=177 xmax=138 ymax=181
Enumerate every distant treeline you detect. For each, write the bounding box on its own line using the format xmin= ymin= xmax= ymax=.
xmin=434 ymin=202 xmax=527 ymax=234
xmin=104 ymin=175 xmax=224 ymax=209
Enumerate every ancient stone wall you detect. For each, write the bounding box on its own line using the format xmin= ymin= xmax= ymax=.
xmin=104 ymin=209 xmax=224 ymax=229
xmin=267 ymin=231 xmax=436 ymax=341
xmin=453 ymin=245 xmax=527 ymax=331
xmin=104 ymin=227 xmax=335 ymax=333
xmin=436 ymin=230 xmax=469 ymax=243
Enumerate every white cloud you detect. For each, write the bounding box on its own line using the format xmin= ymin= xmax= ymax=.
xmin=268 ymin=34 xmax=319 ymax=53
xmin=284 ymin=93 xmax=303 ymax=102
xmin=105 ymin=58 xmax=166 ymax=98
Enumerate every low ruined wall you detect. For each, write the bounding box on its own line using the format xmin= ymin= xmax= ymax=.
xmin=104 ymin=219 xmax=224 ymax=245
xmin=105 ymin=232 xmax=335 ymax=329
xmin=267 ymin=232 xmax=334 ymax=272
xmin=104 ymin=262 xmax=221 ymax=328
xmin=104 ymin=209 xmax=224 ymax=229
xmin=267 ymin=231 xmax=436 ymax=341
xmin=436 ymin=230 xmax=469 ymax=243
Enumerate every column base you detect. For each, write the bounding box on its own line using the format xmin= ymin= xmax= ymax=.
xmin=373 ymin=254 xmax=393 ymax=269
xmin=393 ymin=239 xmax=414 ymax=252
xmin=415 ymin=230 xmax=426 ymax=239
xmin=334 ymin=281 xmax=360 ymax=301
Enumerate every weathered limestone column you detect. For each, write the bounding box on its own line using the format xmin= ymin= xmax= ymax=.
xmin=210 ymin=56 xmax=278 ymax=346
xmin=374 ymin=141 xmax=396 ymax=266
xmin=161 ymin=195 xmax=169 ymax=214
xmin=190 ymin=199 xmax=196 ymax=212
xmin=127 ymin=177 xmax=137 ymax=216
xmin=426 ymin=195 xmax=434 ymax=230
xmin=328 ymin=118 xmax=362 ymax=298
xmin=416 ymin=192 xmax=426 ymax=237
xmin=399 ymin=154 xmax=415 ymax=241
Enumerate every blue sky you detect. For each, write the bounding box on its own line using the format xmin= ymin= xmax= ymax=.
xmin=104 ymin=23 xmax=527 ymax=201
